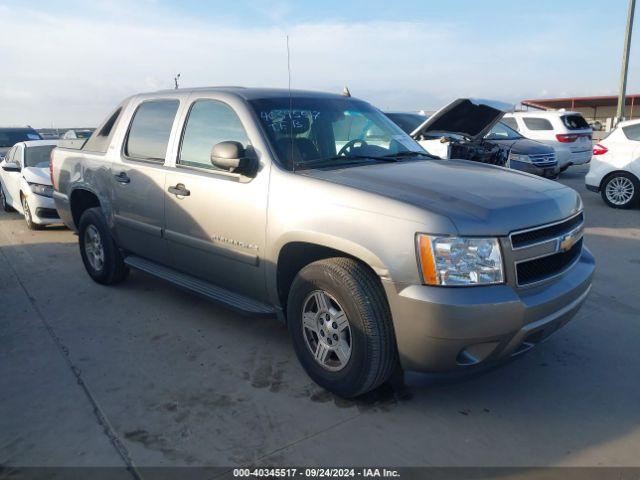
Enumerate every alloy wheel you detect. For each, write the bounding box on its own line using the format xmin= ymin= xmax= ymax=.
xmin=84 ymin=224 xmax=105 ymax=271
xmin=22 ymin=197 xmax=33 ymax=227
xmin=301 ymin=290 xmax=352 ymax=371
xmin=605 ymin=176 xmax=635 ymax=206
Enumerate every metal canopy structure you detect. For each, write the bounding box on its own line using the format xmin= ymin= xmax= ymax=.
xmin=521 ymin=95 xmax=639 ymax=122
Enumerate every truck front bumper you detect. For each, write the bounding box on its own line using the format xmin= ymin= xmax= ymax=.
xmin=383 ymin=247 xmax=595 ymax=373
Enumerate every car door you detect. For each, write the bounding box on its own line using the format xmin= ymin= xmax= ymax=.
xmin=111 ymin=98 xmax=181 ymax=264
xmin=621 ymin=123 xmax=640 ymax=177
xmin=4 ymin=145 xmax=24 ymax=207
xmin=164 ymin=96 xmax=270 ymax=301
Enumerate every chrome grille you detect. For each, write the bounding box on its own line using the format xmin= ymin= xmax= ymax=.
xmin=509 ymin=212 xmax=585 ymax=286
xmin=511 ymin=212 xmax=584 ymax=249
xmin=528 ymin=152 xmax=557 ymax=166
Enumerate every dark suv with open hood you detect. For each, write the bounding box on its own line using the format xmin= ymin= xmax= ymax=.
xmin=386 ymin=99 xmax=559 ymax=178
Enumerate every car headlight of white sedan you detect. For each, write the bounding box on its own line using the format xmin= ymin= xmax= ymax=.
xmin=29 ymin=182 xmax=54 ymax=198
xmin=417 ymin=234 xmax=504 ymax=286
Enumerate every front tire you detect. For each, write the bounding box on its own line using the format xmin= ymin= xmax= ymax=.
xmin=22 ymin=195 xmax=43 ymax=230
xmin=601 ymin=172 xmax=639 ymax=209
xmin=287 ymin=257 xmax=397 ymax=398
xmin=78 ymin=207 xmax=129 ymax=284
xmin=0 ymin=184 xmax=14 ymax=212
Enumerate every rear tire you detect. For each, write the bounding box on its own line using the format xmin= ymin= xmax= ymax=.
xmin=287 ymin=257 xmax=397 ymax=398
xmin=78 ymin=207 xmax=129 ymax=284
xmin=0 ymin=184 xmax=14 ymax=212
xmin=601 ymin=172 xmax=639 ymax=209
xmin=22 ymin=195 xmax=43 ymax=230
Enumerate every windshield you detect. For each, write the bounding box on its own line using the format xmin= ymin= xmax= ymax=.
xmin=484 ymin=122 xmax=522 ymax=141
xmin=249 ymin=97 xmax=427 ymax=170
xmin=384 ymin=113 xmax=428 ymax=135
xmin=25 ymin=145 xmax=55 ymax=168
xmin=0 ymin=129 xmax=42 ymax=147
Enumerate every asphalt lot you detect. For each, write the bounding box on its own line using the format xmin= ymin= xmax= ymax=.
xmin=1 ymin=165 xmax=640 ymax=469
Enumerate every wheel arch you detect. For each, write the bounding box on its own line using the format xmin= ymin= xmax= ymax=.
xmin=600 ymin=169 xmax=640 ymax=189
xmin=69 ymin=187 xmax=102 ymax=229
xmin=270 ymin=233 xmax=391 ymax=318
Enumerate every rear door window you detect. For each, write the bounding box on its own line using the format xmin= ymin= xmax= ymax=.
xmin=622 ymin=123 xmax=640 ymax=141
xmin=523 ymin=118 xmax=553 ymax=131
xmin=125 ymin=100 xmax=180 ymax=162
xmin=562 ymin=115 xmax=590 ymax=130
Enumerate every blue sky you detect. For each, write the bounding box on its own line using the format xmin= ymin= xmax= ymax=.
xmin=0 ymin=0 xmax=638 ymax=126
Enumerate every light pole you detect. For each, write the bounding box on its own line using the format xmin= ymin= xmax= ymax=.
xmin=616 ymin=0 xmax=636 ymax=123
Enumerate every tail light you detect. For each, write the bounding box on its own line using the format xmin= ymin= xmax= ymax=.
xmin=556 ymin=134 xmax=579 ymax=143
xmin=49 ymin=148 xmax=56 ymax=190
xmin=593 ymin=144 xmax=608 ymax=155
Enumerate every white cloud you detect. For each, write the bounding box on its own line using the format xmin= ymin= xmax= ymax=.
xmin=0 ymin=4 xmax=635 ymax=126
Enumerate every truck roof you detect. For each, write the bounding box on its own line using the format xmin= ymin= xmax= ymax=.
xmin=132 ymin=86 xmax=355 ymax=102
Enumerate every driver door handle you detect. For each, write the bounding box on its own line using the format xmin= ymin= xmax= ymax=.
xmin=168 ymin=183 xmax=190 ymax=196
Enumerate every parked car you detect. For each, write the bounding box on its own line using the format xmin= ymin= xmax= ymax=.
xmin=60 ymin=129 xmax=95 ymax=149
xmin=0 ymin=140 xmax=60 ymax=229
xmin=386 ymin=103 xmax=559 ymax=178
xmin=502 ymin=110 xmax=592 ymax=172
xmin=585 ymin=118 xmax=640 ymax=208
xmin=51 ymin=87 xmax=594 ymax=397
xmin=383 ymin=111 xmax=428 ymax=135
xmin=0 ymin=126 xmax=42 ymax=161
xmin=62 ymin=129 xmax=95 ymax=140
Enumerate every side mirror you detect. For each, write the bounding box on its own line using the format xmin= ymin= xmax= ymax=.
xmin=210 ymin=141 xmax=256 ymax=174
xmin=1 ymin=162 xmax=20 ymax=172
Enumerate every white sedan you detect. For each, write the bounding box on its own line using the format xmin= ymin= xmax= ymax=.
xmin=0 ymin=140 xmax=61 ymax=229
xmin=586 ymin=119 xmax=640 ymax=209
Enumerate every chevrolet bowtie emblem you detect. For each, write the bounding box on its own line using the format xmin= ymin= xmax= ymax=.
xmin=558 ymin=230 xmax=579 ymax=252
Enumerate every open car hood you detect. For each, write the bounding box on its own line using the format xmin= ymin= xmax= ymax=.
xmin=410 ymin=98 xmax=514 ymax=141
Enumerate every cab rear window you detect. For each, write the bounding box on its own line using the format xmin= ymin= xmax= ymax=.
xmin=562 ymin=115 xmax=590 ymax=130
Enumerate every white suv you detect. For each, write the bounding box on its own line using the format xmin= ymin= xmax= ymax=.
xmin=502 ymin=111 xmax=592 ymax=171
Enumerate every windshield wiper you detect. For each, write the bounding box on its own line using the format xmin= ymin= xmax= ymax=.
xmin=297 ymin=155 xmax=400 ymax=170
xmin=382 ymin=151 xmax=439 ymax=159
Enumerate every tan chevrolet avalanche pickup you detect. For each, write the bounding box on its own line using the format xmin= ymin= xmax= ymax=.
xmin=51 ymin=87 xmax=594 ymax=397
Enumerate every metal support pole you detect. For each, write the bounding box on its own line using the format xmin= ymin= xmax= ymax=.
xmin=616 ymin=0 xmax=636 ymax=122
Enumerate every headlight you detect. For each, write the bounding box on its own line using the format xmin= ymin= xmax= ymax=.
xmin=417 ymin=234 xmax=504 ymax=286
xmin=29 ymin=183 xmax=54 ymax=198
xmin=508 ymin=153 xmax=531 ymax=163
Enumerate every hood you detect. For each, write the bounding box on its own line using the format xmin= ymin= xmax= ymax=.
xmin=303 ymin=160 xmax=581 ymax=236
xmin=22 ymin=166 xmax=52 ymax=186
xmin=487 ymin=137 xmax=554 ymax=155
xmin=411 ymin=98 xmax=514 ymax=142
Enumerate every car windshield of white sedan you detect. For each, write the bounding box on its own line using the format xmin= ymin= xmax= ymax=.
xmin=249 ymin=97 xmax=428 ymax=170
xmin=25 ymin=146 xmax=55 ymax=168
